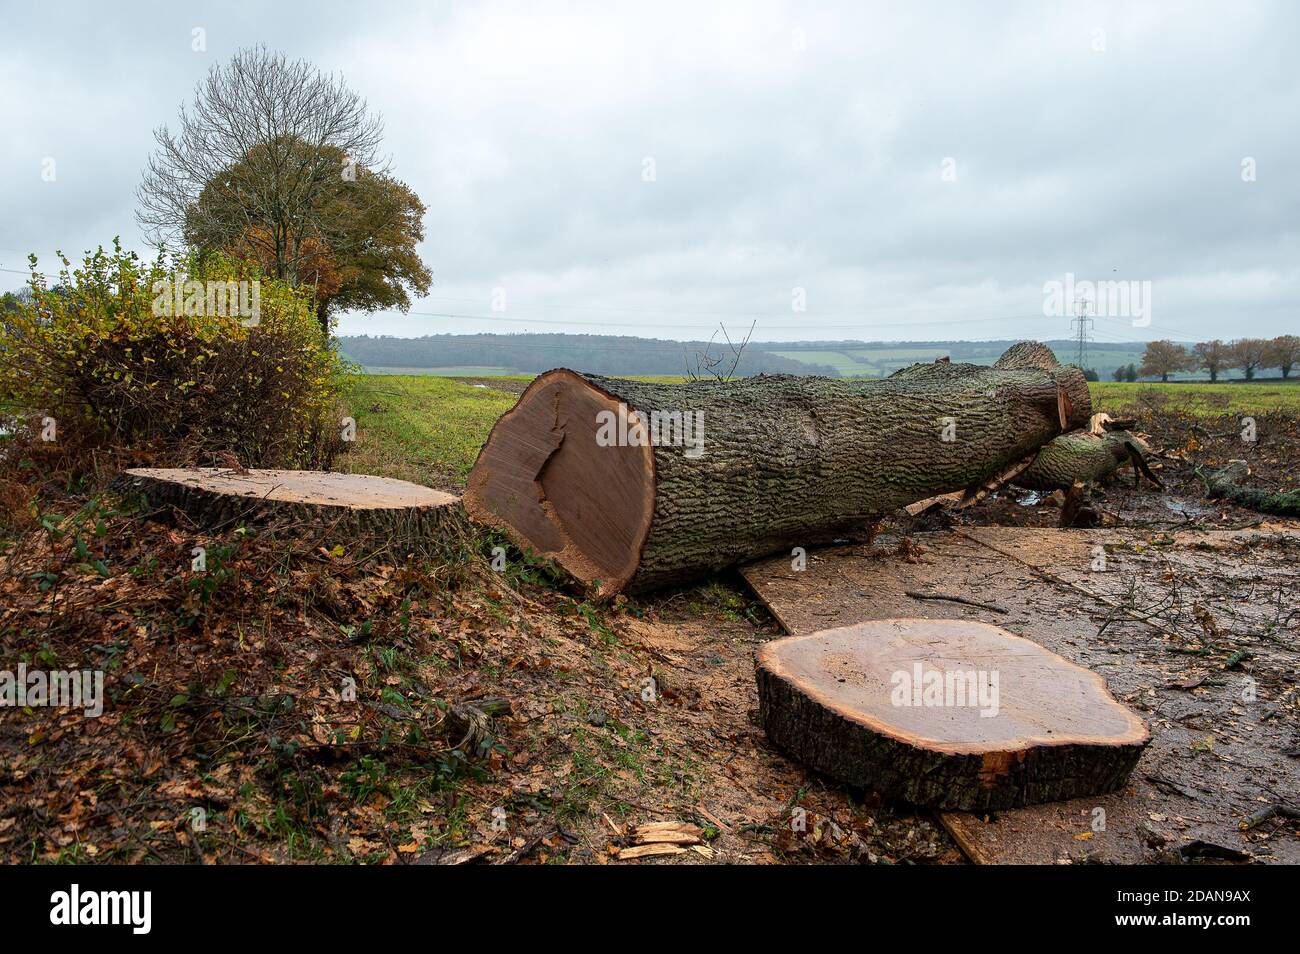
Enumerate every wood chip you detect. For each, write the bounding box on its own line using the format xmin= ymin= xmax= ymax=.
xmin=695 ymin=805 xmax=731 ymax=834
xmin=618 ymin=843 xmax=687 ymax=860
xmin=632 ymin=822 xmax=704 ymax=845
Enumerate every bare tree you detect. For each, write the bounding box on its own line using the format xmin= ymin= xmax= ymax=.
xmin=1267 ymin=335 xmax=1300 ymax=379
xmin=1229 ymin=338 xmax=1270 ymax=380
xmin=1191 ymin=339 xmax=1230 ymax=382
xmin=1138 ymin=340 xmax=1191 ymax=382
xmin=685 ymin=321 xmax=756 ymax=382
xmin=136 ymin=46 xmax=387 ymax=289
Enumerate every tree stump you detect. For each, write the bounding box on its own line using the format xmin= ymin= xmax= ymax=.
xmin=113 ymin=468 xmax=465 ymax=558
xmin=756 ymin=619 xmax=1148 ymax=810
xmin=465 ymin=341 xmax=1090 ymax=596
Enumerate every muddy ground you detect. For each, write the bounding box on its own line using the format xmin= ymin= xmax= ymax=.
xmin=0 ymin=399 xmax=1294 ymax=864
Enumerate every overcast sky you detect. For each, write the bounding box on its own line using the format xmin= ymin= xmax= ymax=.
xmin=2 ymin=1 xmax=1296 ymax=344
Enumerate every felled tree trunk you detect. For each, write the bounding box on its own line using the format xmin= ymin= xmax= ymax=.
xmin=1200 ymin=462 xmax=1300 ymax=517
xmin=1016 ymin=431 xmax=1159 ymax=491
xmin=465 ymin=341 xmax=1090 ymax=595
xmin=756 ymin=620 xmax=1149 ymax=810
xmin=112 ymin=468 xmax=466 ymax=558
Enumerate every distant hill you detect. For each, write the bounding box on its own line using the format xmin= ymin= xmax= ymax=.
xmin=337 ymin=333 xmax=1184 ymax=380
xmin=759 ymin=339 xmax=1151 ymax=379
xmin=338 ymin=333 xmax=839 ymax=377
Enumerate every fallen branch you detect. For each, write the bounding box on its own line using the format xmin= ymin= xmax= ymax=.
xmin=1238 ymin=803 xmax=1300 ymax=831
xmin=1197 ymin=463 xmax=1300 ymax=517
xmin=1017 ymin=430 xmax=1161 ymax=492
xmin=904 ymin=590 xmax=1008 ymax=614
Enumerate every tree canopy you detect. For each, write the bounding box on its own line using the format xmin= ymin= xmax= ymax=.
xmin=137 ymin=46 xmax=430 ymax=334
xmin=1139 ymin=340 xmax=1191 ymax=382
xmin=192 ymin=140 xmax=431 ymax=327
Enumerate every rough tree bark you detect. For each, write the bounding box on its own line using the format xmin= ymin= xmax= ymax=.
xmin=1015 ymin=431 xmax=1156 ymax=491
xmin=112 ymin=468 xmax=465 ymax=557
xmin=1199 ymin=462 xmax=1300 ymax=517
xmin=756 ymin=620 xmax=1149 ymax=810
xmin=465 ymin=341 xmax=1091 ymax=595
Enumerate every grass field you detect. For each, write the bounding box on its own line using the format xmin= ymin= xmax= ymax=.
xmin=768 ymin=350 xmax=866 ymax=375
xmin=1089 ymin=380 xmax=1300 ymax=415
xmin=342 ymin=374 xmax=517 ymax=488
xmin=363 ymin=365 xmax=518 ymax=376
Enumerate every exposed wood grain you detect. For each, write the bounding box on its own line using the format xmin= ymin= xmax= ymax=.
xmin=756 ymin=619 xmax=1148 ymax=810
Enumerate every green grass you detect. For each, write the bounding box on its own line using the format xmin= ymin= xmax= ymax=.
xmin=362 ymin=365 xmax=518 ymax=376
xmin=1089 ymin=380 xmax=1300 ymax=416
xmin=341 ymin=374 xmax=517 ymax=488
xmin=842 ymin=346 xmax=952 ymax=372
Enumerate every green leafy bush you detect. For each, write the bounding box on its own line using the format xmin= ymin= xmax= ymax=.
xmin=0 ymin=241 xmax=347 ymax=471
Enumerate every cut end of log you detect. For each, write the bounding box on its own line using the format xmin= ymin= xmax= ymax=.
xmin=464 ymin=370 xmax=655 ymax=595
xmin=756 ymin=619 xmax=1148 ymax=810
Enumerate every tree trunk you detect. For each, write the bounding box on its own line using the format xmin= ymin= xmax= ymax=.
xmin=112 ymin=468 xmax=466 ymax=558
xmin=756 ymin=619 xmax=1149 ymax=810
xmin=1200 ymin=463 xmax=1300 ymax=517
xmin=315 ymin=298 xmax=331 ymax=338
xmin=465 ymin=341 xmax=1090 ymax=596
xmin=1016 ymin=431 xmax=1140 ymax=491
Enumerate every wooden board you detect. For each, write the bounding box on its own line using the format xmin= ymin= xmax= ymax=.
xmin=757 ymin=619 xmax=1148 ymax=810
xmin=741 ymin=527 xmax=1300 ymax=864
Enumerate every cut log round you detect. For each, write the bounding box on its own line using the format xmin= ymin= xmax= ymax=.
xmin=756 ymin=619 xmax=1148 ymax=810
xmin=464 ymin=341 xmax=1090 ymax=595
xmin=112 ymin=468 xmax=465 ymax=557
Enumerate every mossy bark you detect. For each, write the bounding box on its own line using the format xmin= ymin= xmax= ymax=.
xmin=1016 ymin=432 xmax=1134 ymax=491
xmin=1201 ymin=466 xmax=1300 ymax=517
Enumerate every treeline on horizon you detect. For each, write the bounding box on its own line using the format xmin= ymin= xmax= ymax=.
xmin=337 ymin=333 xmax=840 ymax=376
xmin=336 ymin=332 xmax=1158 ymax=378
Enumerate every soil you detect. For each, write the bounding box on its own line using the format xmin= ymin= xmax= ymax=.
xmin=0 ymin=398 xmax=1293 ymax=865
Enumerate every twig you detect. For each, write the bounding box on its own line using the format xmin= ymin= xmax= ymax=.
xmin=904 ymin=590 xmax=1008 ymax=614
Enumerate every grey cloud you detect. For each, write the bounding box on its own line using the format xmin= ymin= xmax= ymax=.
xmin=1 ymin=0 xmax=1296 ymax=343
